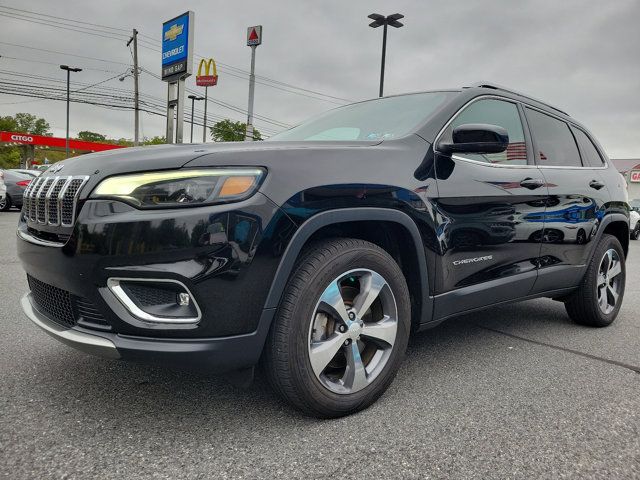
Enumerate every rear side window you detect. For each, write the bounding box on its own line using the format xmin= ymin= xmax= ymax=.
xmin=572 ymin=128 xmax=605 ymax=167
xmin=440 ymin=99 xmax=528 ymax=165
xmin=525 ymin=108 xmax=582 ymax=167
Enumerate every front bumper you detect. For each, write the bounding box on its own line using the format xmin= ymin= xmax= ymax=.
xmin=17 ymin=192 xmax=297 ymax=371
xmin=23 ymin=292 xmax=276 ymax=372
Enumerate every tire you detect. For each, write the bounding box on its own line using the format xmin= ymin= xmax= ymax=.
xmin=565 ymin=234 xmax=625 ymax=327
xmin=0 ymin=194 xmax=11 ymax=212
xmin=631 ymin=225 xmax=639 ymax=241
xmin=263 ymin=238 xmax=411 ymax=418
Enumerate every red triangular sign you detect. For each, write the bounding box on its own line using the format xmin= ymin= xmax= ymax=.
xmin=248 ymin=28 xmax=259 ymax=40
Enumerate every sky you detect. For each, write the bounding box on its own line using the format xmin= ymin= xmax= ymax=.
xmin=1 ymin=0 xmax=638 ymax=157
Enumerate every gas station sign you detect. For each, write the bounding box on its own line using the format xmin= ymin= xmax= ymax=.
xmin=247 ymin=25 xmax=262 ymax=46
xmin=631 ymin=170 xmax=640 ymax=183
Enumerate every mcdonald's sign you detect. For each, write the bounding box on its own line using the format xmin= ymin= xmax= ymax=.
xmin=196 ymin=58 xmax=218 ymax=87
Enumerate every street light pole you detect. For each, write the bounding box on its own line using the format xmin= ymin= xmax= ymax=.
xmin=367 ymin=13 xmax=404 ymax=98
xmin=187 ymin=95 xmax=204 ymax=143
xmin=202 ymin=87 xmax=208 ymax=143
xmin=59 ymin=65 xmax=82 ymax=158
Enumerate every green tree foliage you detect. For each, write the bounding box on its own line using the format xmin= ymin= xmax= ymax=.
xmin=0 ymin=113 xmax=51 ymax=136
xmin=14 ymin=113 xmax=51 ymax=136
xmin=77 ymin=130 xmax=107 ymax=142
xmin=0 ymin=113 xmax=52 ymax=168
xmin=210 ymin=119 xmax=261 ymax=142
xmin=143 ymin=136 xmax=167 ymax=145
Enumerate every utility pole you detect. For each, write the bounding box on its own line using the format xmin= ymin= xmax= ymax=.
xmin=127 ymin=29 xmax=140 ymax=146
xmin=59 ymin=65 xmax=82 ymax=158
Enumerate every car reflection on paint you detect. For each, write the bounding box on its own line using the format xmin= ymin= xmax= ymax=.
xmin=435 ymin=203 xmax=517 ymax=251
xmin=517 ymin=197 xmax=599 ymax=244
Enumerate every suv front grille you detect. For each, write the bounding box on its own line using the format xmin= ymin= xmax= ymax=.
xmin=22 ymin=175 xmax=89 ymax=227
xmin=27 ymin=275 xmax=111 ymax=331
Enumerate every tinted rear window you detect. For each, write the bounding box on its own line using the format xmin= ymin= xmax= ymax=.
xmin=572 ymin=128 xmax=605 ymax=167
xmin=525 ymin=108 xmax=582 ymax=167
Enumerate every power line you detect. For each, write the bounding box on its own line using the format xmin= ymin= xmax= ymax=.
xmin=0 ymin=41 xmax=131 ymax=67
xmin=0 ymin=5 xmax=354 ymax=104
xmin=0 ymin=5 xmax=131 ymax=33
xmin=0 ymin=78 xmax=280 ymax=136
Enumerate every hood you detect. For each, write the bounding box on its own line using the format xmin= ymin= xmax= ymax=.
xmin=42 ymin=140 xmax=379 ymax=179
xmin=38 ymin=140 xmax=381 ymax=201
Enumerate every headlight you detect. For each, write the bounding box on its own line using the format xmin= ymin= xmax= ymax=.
xmin=91 ymin=168 xmax=265 ymax=208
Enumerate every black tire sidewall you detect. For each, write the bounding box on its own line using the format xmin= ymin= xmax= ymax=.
xmin=277 ymin=240 xmax=410 ymax=416
xmin=0 ymin=195 xmax=10 ymax=211
xmin=567 ymin=234 xmax=626 ymax=327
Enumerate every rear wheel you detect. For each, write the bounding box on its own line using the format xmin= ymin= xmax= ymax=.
xmin=565 ymin=234 xmax=625 ymax=327
xmin=631 ymin=224 xmax=639 ymax=240
xmin=0 ymin=194 xmax=11 ymax=211
xmin=264 ymin=238 xmax=411 ymax=418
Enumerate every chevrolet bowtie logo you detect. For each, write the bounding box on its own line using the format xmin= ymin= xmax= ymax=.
xmin=164 ymin=24 xmax=184 ymax=42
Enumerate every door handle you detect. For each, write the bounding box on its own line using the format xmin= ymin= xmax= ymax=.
xmin=519 ymin=178 xmax=545 ymax=190
xmin=589 ymin=179 xmax=605 ymax=190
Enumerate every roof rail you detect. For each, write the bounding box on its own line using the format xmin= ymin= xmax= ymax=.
xmin=466 ymin=82 xmax=569 ymax=116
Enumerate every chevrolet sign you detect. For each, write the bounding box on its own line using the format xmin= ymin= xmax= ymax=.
xmin=161 ymin=11 xmax=194 ymax=81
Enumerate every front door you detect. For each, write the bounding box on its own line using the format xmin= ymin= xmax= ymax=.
xmin=432 ymin=97 xmax=550 ymax=319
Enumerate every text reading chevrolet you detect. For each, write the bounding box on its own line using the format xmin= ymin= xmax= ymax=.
xmin=18 ymin=84 xmax=629 ymax=417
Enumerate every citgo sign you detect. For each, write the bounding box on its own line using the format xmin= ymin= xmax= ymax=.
xmin=630 ymin=171 xmax=640 ymax=183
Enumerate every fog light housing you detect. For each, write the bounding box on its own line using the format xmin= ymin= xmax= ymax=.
xmin=107 ymin=278 xmax=201 ymax=324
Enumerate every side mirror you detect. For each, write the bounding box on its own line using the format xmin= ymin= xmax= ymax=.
xmin=438 ymin=123 xmax=509 ymax=155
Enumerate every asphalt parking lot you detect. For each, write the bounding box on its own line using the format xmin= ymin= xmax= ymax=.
xmin=0 ymin=210 xmax=638 ymax=479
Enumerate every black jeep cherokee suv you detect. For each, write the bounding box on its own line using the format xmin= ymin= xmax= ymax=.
xmin=17 ymin=84 xmax=629 ymax=418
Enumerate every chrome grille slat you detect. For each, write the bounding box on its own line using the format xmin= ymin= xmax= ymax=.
xmin=37 ymin=178 xmax=55 ymax=224
xmin=29 ymin=177 xmax=45 ymax=221
xmin=25 ymin=175 xmax=89 ymax=229
xmin=46 ymin=177 xmax=66 ymax=226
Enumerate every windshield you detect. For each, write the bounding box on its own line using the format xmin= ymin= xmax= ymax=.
xmin=268 ymin=91 xmax=457 ymax=142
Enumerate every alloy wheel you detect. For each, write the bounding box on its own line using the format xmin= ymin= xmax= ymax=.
xmin=307 ymin=268 xmax=398 ymax=395
xmin=596 ymin=248 xmax=622 ymax=314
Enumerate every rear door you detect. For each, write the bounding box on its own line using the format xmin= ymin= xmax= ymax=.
xmin=523 ymin=107 xmax=610 ymax=292
xmin=432 ymin=97 xmax=550 ymax=318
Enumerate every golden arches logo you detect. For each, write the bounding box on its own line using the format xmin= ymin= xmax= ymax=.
xmin=196 ymin=58 xmax=218 ymax=86
xmin=197 ymin=58 xmax=217 ymax=77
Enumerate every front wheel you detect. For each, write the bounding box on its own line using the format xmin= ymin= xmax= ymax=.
xmin=264 ymin=238 xmax=411 ymax=418
xmin=0 ymin=194 xmax=11 ymax=211
xmin=565 ymin=234 xmax=625 ymax=327
xmin=631 ymin=224 xmax=639 ymax=240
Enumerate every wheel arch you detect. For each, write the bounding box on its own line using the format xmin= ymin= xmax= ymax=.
xmin=262 ymin=208 xmax=432 ymax=330
xmin=599 ymin=214 xmax=629 ymax=257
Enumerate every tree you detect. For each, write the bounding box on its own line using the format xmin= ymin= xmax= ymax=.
xmin=143 ymin=136 xmax=166 ymax=145
xmin=0 ymin=113 xmax=52 ymax=169
xmin=0 ymin=116 xmax=18 ymax=132
xmin=0 ymin=113 xmax=51 ymax=136
xmin=77 ymin=131 xmax=107 ymax=142
xmin=210 ymin=119 xmax=261 ymax=142
xmin=14 ymin=113 xmax=51 ymax=136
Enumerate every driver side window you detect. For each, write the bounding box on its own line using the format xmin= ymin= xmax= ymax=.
xmin=441 ymin=99 xmax=528 ymax=165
